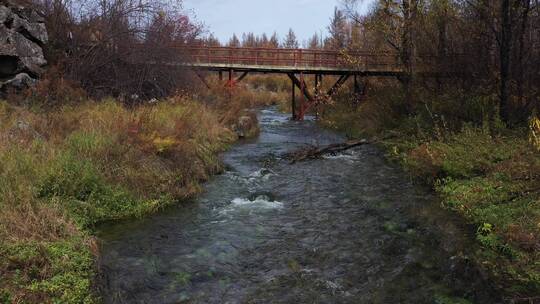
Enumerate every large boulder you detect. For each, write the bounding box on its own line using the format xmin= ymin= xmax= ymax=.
xmin=0 ymin=0 xmax=47 ymax=95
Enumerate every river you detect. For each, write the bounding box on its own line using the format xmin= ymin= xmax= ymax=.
xmin=98 ymin=107 xmax=500 ymax=303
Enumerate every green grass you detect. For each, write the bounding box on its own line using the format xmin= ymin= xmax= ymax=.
xmin=384 ymin=129 xmax=540 ymax=296
xmin=0 ymin=97 xmax=241 ymax=303
xmin=0 ymin=238 xmax=96 ymax=303
xmin=318 ymin=86 xmax=540 ymax=299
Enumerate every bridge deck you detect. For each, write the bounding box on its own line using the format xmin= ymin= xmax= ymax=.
xmin=187 ymin=62 xmax=403 ymax=76
xmin=175 ymin=46 xmax=413 ymax=121
xmin=180 ymin=46 xmax=405 ymax=76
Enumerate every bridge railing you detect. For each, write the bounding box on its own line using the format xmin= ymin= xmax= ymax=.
xmin=178 ymin=46 xmax=402 ymax=71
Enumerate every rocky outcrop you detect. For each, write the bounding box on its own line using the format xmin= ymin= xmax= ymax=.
xmin=0 ymin=0 xmax=48 ymax=95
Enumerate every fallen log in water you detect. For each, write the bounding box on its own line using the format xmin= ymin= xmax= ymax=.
xmin=285 ymin=139 xmax=372 ymax=163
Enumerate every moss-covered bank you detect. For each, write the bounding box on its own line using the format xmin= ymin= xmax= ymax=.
xmin=319 ymin=88 xmax=540 ymax=301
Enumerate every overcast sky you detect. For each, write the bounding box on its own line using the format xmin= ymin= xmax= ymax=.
xmin=182 ymin=0 xmax=373 ymax=45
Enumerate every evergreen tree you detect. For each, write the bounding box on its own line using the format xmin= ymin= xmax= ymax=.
xmin=242 ymin=32 xmax=257 ymax=47
xmin=327 ymin=7 xmax=349 ymax=49
xmin=259 ymin=33 xmax=269 ymax=47
xmin=205 ymin=34 xmax=221 ymax=47
xmin=283 ymin=28 xmax=299 ymax=49
xmin=227 ymin=33 xmax=240 ymax=47
xmin=308 ymin=33 xmax=321 ymax=49
xmin=349 ymin=21 xmax=362 ymax=48
xmin=269 ymin=32 xmax=280 ymax=48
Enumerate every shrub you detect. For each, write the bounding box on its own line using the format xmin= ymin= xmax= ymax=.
xmin=320 ymin=82 xmax=408 ymax=137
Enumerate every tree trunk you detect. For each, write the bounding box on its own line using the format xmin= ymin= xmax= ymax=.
xmin=499 ymin=0 xmax=512 ymax=124
xmin=516 ymin=0 xmax=530 ymax=119
xmin=401 ymin=0 xmax=417 ymax=113
xmin=436 ymin=3 xmax=448 ymax=90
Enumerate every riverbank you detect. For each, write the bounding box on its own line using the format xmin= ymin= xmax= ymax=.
xmin=319 ymin=90 xmax=540 ymax=301
xmin=0 ymin=96 xmax=258 ymax=303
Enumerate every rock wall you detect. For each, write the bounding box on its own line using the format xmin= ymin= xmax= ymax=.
xmin=0 ymin=0 xmax=48 ymax=95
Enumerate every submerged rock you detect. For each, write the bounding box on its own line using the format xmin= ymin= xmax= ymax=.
xmin=232 ymin=114 xmax=259 ymax=138
xmin=0 ymin=0 xmax=48 ymax=95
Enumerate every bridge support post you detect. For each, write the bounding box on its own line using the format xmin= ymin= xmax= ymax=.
xmin=227 ymin=69 xmax=234 ymax=100
xmin=288 ymin=73 xmax=315 ymax=121
xmin=327 ymin=74 xmax=350 ymax=97
xmin=299 ymin=73 xmax=305 ymax=120
xmin=315 ymin=74 xmax=321 ymax=118
xmin=352 ymin=75 xmax=368 ymax=105
xmin=236 ymin=71 xmax=249 ymax=83
xmin=193 ymin=70 xmax=211 ymax=89
xmin=353 ymin=75 xmax=360 ymax=106
xmin=291 ymin=77 xmax=297 ymax=120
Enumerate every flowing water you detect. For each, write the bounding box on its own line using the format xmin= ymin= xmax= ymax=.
xmin=98 ymin=107 xmax=500 ymax=304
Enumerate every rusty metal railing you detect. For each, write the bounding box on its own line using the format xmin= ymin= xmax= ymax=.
xmin=176 ymin=46 xmax=402 ymax=71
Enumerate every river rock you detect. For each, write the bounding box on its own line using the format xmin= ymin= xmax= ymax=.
xmin=3 ymin=72 xmax=34 ymax=88
xmin=7 ymin=119 xmax=43 ymax=141
xmin=232 ymin=114 xmax=259 ymax=138
xmin=0 ymin=0 xmax=48 ymax=95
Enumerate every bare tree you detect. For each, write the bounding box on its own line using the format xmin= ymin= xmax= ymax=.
xmin=227 ymin=33 xmax=240 ymax=47
xmin=32 ymin=0 xmax=203 ymax=101
xmin=344 ymin=0 xmax=420 ymax=111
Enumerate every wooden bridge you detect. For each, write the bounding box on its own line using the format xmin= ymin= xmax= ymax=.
xmin=178 ymin=46 xmax=406 ymax=120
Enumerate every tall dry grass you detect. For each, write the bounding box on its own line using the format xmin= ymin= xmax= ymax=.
xmin=200 ymin=76 xmax=288 ymax=125
xmin=0 ymin=96 xmax=237 ymax=303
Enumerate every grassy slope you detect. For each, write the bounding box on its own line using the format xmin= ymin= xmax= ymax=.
xmin=0 ymin=98 xmax=238 ymax=303
xmin=387 ymin=129 xmax=540 ymax=297
xmin=319 ymin=88 xmax=540 ymax=300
